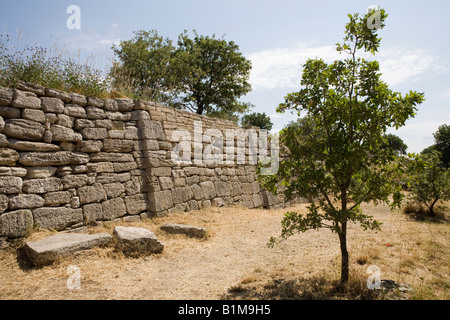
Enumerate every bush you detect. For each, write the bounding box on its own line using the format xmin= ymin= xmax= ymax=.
xmin=0 ymin=34 xmax=110 ymax=97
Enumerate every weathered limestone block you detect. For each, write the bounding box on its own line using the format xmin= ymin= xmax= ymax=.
xmin=8 ymin=139 xmax=60 ymax=152
xmin=124 ymin=194 xmax=148 ymax=215
xmin=86 ymin=162 xmax=114 ymax=173
xmin=10 ymin=167 xmax=27 ymax=177
xmin=252 ymin=193 xmax=263 ymax=208
xmin=191 ymin=184 xmax=204 ymax=201
xmin=102 ymin=198 xmax=126 ymax=220
xmin=0 ymin=106 xmax=21 ymax=119
xmin=149 ymin=190 xmax=173 ymax=212
xmin=102 ymin=139 xmax=134 ymax=153
xmin=9 ymin=194 xmax=45 ymax=210
xmin=40 ymin=97 xmax=64 ymax=113
xmin=0 ymin=148 xmax=19 ymax=166
xmin=33 ymin=207 xmax=83 ymax=231
xmin=11 ymin=90 xmax=41 ymax=109
xmin=61 ymin=174 xmax=88 ymax=189
xmin=60 ymin=141 xmax=76 ymax=151
xmin=95 ymin=119 xmax=113 ymax=129
xmin=44 ymin=191 xmax=71 ymax=206
xmin=87 ymin=96 xmax=104 ymax=108
xmin=78 ymin=184 xmax=107 ymax=204
xmin=214 ymin=181 xmax=231 ymax=197
xmin=96 ymin=173 xmax=131 ymax=184
xmin=124 ymin=176 xmax=142 ymax=196
xmin=172 ymin=186 xmax=193 ymax=205
xmin=137 ymin=120 xmax=165 ymax=140
xmin=24 ymin=232 xmax=112 ymax=266
xmin=85 ymin=106 xmax=106 ymax=119
xmin=161 ymin=223 xmax=207 ymax=239
xmin=4 ymin=119 xmax=44 ymax=141
xmin=185 ymin=175 xmax=199 ymax=186
xmin=90 ymin=152 xmax=134 ymax=163
xmin=74 ymin=119 xmax=95 ymax=130
xmin=124 ymin=127 xmax=139 ymax=140
xmin=0 ymin=87 xmax=13 ymax=106
xmin=0 ymin=134 xmax=7 ymax=147
xmin=56 ymin=114 xmax=74 ymax=128
xmin=103 ymin=99 xmax=118 ymax=111
xmin=22 ymin=177 xmax=62 ymax=194
xmin=22 ymin=109 xmax=46 ymax=124
xmin=64 ymin=104 xmax=87 ymax=118
xmin=45 ymin=88 xmax=71 ymax=103
xmin=19 ymin=151 xmax=89 ymax=166
xmin=212 ymin=198 xmax=225 ymax=207
xmin=113 ymin=161 xmax=137 ymax=173
xmin=231 ymin=182 xmax=243 ymax=197
xmin=81 ymin=128 xmax=107 ymax=140
xmin=103 ymin=182 xmax=125 ymax=198
xmin=199 ymin=181 xmax=216 ymax=200
xmin=78 ymin=140 xmax=103 ymax=153
xmin=0 ymin=176 xmax=22 ymax=194
xmin=106 ymin=111 xmax=131 ymax=121
xmin=70 ymin=93 xmax=88 ymax=106
xmin=115 ymin=98 xmax=135 ymax=112
xmin=159 ymin=177 xmax=173 ymax=190
xmin=0 ymin=194 xmax=8 ymax=213
xmin=0 ymin=209 xmax=33 ymax=238
xmin=51 ymin=125 xmax=82 ymax=142
xmin=0 ymin=117 xmax=4 ymax=133
xmin=113 ymin=226 xmax=164 ymax=257
xmin=83 ymin=203 xmax=103 ymax=223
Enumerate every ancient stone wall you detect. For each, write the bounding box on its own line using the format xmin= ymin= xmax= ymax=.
xmin=0 ymin=84 xmax=292 ymax=239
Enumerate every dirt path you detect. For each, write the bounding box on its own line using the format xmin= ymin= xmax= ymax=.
xmin=0 ymin=203 xmax=448 ymax=299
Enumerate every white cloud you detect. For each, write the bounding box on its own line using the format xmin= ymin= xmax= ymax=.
xmin=440 ymin=89 xmax=450 ymax=98
xmin=247 ymin=43 xmax=442 ymax=91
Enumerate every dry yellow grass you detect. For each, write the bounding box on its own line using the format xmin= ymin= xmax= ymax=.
xmin=0 ymin=202 xmax=448 ymax=300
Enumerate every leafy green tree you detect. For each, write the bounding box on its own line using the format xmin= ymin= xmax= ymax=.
xmin=111 ymin=30 xmax=176 ymax=102
xmin=434 ymin=124 xmax=450 ymax=168
xmin=259 ymin=8 xmax=425 ymax=283
xmin=172 ymin=31 xmax=252 ymax=116
xmin=241 ymin=112 xmax=273 ymax=131
xmin=407 ymin=151 xmax=450 ymax=216
xmin=381 ymin=133 xmax=408 ymax=156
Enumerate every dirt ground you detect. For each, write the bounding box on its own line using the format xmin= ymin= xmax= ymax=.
xmin=0 ymin=202 xmax=449 ymax=300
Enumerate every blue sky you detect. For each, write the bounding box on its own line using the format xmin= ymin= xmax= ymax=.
xmin=1 ymin=0 xmax=449 ymax=153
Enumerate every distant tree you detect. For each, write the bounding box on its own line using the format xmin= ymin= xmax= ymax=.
xmin=434 ymin=124 xmax=450 ymax=168
xmin=241 ymin=112 xmax=273 ymax=131
xmin=172 ymin=31 xmax=252 ymax=117
xmin=407 ymin=151 xmax=450 ymax=216
xmin=259 ymin=8 xmax=425 ymax=284
xmin=381 ymin=133 xmax=408 ymax=156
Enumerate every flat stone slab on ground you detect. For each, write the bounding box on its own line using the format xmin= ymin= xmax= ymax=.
xmin=161 ymin=223 xmax=207 ymax=239
xmin=113 ymin=226 xmax=164 ymax=257
xmin=24 ymin=232 xmax=112 ymax=267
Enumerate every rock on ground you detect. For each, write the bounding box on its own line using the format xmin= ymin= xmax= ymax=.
xmin=161 ymin=223 xmax=207 ymax=239
xmin=113 ymin=226 xmax=164 ymax=257
xmin=24 ymin=232 xmax=112 ymax=267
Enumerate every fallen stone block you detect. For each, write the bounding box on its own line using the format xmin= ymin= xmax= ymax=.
xmin=113 ymin=226 xmax=164 ymax=257
xmin=161 ymin=223 xmax=207 ymax=239
xmin=24 ymin=232 xmax=112 ymax=267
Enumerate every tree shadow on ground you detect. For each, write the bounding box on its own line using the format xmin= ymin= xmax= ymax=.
xmin=221 ymin=274 xmax=382 ymax=300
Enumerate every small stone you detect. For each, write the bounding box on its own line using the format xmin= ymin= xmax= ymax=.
xmin=161 ymin=223 xmax=207 ymax=239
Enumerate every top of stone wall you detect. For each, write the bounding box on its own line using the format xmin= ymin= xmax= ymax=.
xmin=0 ymin=82 xmax=244 ymax=130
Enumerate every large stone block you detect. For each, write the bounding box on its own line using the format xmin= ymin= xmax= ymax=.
xmin=124 ymin=194 xmax=148 ymax=215
xmin=77 ymin=140 xmax=103 ymax=153
xmin=0 ymin=176 xmax=23 ymax=194
xmin=113 ymin=226 xmax=164 ymax=257
xmin=64 ymin=104 xmax=87 ymax=118
xmin=50 ymin=125 xmax=82 ymax=142
xmin=0 ymin=87 xmax=13 ymax=106
xmin=24 ymin=232 xmax=112 ymax=266
xmin=137 ymin=120 xmax=165 ymax=140
xmin=114 ymin=98 xmax=134 ymax=112
xmin=25 ymin=167 xmax=57 ymax=179
xmin=161 ymin=223 xmax=207 ymax=239
xmin=22 ymin=108 xmax=46 ymax=124
xmin=200 ymin=181 xmax=216 ymax=200
xmin=11 ymin=90 xmax=41 ymax=109
xmin=0 ymin=194 xmax=8 ymax=213
xmin=32 ymin=207 xmax=83 ymax=231
xmin=0 ymin=209 xmax=33 ymax=238
xmin=19 ymin=151 xmax=89 ymax=166
xmin=95 ymin=173 xmax=131 ymax=184
xmin=78 ymin=184 xmax=107 ymax=204
xmin=9 ymin=194 xmax=45 ymax=210
xmin=90 ymin=152 xmax=134 ymax=163
xmin=102 ymin=139 xmax=134 ymax=153
xmin=85 ymin=106 xmax=106 ymax=119
xmin=101 ymin=198 xmax=126 ymax=220
xmin=22 ymin=177 xmax=62 ymax=194
xmin=44 ymin=191 xmax=72 ymax=207
xmin=149 ymin=190 xmax=173 ymax=212
xmin=83 ymin=203 xmax=103 ymax=223
xmin=81 ymin=128 xmax=107 ymax=140
xmin=40 ymin=97 xmax=64 ymax=113
xmin=61 ymin=174 xmax=88 ymax=189
xmin=4 ymin=119 xmax=45 ymax=141
xmin=0 ymin=106 xmax=21 ymax=119
xmin=103 ymin=182 xmax=125 ymax=198
xmin=172 ymin=186 xmax=193 ymax=205
xmin=8 ymin=139 xmax=60 ymax=152
xmin=45 ymin=88 xmax=71 ymax=103
xmin=0 ymin=148 xmax=19 ymax=166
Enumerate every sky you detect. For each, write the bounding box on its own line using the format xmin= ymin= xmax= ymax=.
xmin=0 ymin=0 xmax=449 ymax=153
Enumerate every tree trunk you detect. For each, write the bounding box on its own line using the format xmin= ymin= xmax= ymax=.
xmin=338 ymin=221 xmax=349 ymax=283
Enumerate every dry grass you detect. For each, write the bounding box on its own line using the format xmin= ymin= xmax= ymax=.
xmin=0 ymin=202 xmax=449 ymax=300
